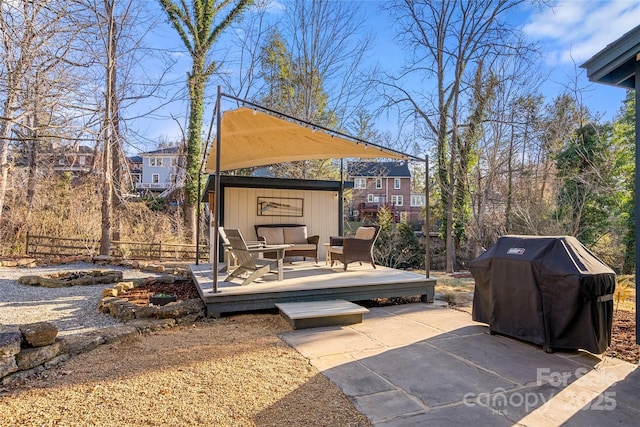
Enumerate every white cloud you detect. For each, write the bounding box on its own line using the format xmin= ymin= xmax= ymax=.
xmin=524 ymin=0 xmax=640 ymax=65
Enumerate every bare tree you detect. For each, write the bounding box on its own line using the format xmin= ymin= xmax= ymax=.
xmin=380 ymin=0 xmax=533 ymax=272
xmin=0 ymin=0 xmax=88 ymax=222
xmin=219 ymin=0 xmax=278 ymax=101
xmin=279 ymin=0 xmax=374 ymax=124
xmin=247 ymin=0 xmax=376 ymax=179
xmin=158 ymin=0 xmax=251 ymax=244
xmin=80 ymin=0 xmax=174 ymax=253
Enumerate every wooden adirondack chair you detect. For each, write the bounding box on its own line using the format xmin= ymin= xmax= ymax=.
xmin=222 ymin=228 xmax=279 ymax=286
xmin=219 ymin=227 xmax=264 ymax=272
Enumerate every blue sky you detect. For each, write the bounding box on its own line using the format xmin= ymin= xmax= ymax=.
xmin=522 ymin=0 xmax=640 ymax=120
xmin=135 ymin=0 xmax=640 ymax=151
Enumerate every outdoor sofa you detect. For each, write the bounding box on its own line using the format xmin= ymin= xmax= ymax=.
xmin=254 ymin=224 xmax=319 ymax=263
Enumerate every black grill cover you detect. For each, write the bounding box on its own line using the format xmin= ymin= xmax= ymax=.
xmin=470 ymin=235 xmax=615 ymax=354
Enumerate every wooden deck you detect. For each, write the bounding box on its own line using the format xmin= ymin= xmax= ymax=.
xmin=190 ymin=261 xmax=436 ymax=318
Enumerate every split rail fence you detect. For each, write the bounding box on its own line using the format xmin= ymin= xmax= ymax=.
xmin=25 ymin=233 xmax=209 ymax=261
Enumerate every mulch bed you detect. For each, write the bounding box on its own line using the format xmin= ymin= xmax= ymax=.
xmin=120 ymin=278 xmax=200 ymax=306
xmin=607 ymin=310 xmax=639 ymax=364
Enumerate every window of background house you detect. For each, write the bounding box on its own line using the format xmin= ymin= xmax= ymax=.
xmin=391 ymin=195 xmax=404 ymax=206
xmin=150 ymin=158 xmax=162 ymax=167
xmin=394 ymin=178 xmax=401 ymax=189
xmin=411 ymin=195 xmax=425 ymax=206
xmin=152 ymin=173 xmax=159 ymax=184
xmin=354 ymin=178 xmax=366 ymax=189
xmin=367 ymin=194 xmax=374 ymax=203
xmin=375 ymin=178 xmax=382 ymax=189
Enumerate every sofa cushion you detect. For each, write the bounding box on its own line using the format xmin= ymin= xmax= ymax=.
xmin=289 ymin=243 xmax=316 ymax=251
xmin=257 ymin=227 xmax=285 ymax=245
xmin=284 ymin=226 xmax=307 ymax=244
xmin=355 ymin=227 xmax=376 ymax=240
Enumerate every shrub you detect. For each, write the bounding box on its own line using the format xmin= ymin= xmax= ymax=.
xmin=373 ymin=206 xmax=424 ymax=269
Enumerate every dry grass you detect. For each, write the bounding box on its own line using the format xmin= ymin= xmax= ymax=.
xmin=0 ymin=174 xmax=194 ymax=256
xmin=0 ymin=315 xmax=370 ymax=427
xmin=615 ymin=275 xmax=636 ymax=312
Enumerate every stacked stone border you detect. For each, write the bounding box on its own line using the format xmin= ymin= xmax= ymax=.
xmin=0 ymin=255 xmax=206 ymax=386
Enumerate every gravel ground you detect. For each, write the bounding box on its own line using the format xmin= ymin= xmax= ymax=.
xmin=0 ymin=263 xmax=371 ymax=426
xmin=0 ymin=262 xmax=161 ymax=336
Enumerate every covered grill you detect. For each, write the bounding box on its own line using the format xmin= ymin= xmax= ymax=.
xmin=470 ymin=235 xmax=615 ymax=354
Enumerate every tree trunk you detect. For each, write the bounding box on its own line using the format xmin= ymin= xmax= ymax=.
xmin=99 ymin=0 xmax=116 ymax=256
xmin=26 ymin=133 xmax=38 ymax=211
xmin=184 ymin=60 xmax=206 ymax=245
xmin=0 ymin=98 xmax=16 ymax=221
xmin=111 ymin=66 xmax=122 ymax=242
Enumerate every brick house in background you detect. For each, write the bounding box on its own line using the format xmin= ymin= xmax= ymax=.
xmin=52 ymin=145 xmax=94 ymax=174
xmin=347 ymin=161 xmax=425 ymax=226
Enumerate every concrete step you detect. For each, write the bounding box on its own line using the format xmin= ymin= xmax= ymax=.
xmin=276 ymin=300 xmax=369 ymax=329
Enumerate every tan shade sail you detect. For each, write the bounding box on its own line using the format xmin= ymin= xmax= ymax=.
xmin=204 ymin=107 xmax=409 ymax=172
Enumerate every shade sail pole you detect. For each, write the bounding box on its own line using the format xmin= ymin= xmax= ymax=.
xmin=339 ymin=159 xmax=344 ymax=236
xmin=212 ymin=86 xmax=222 ymax=293
xmin=424 ymin=154 xmax=430 ymax=278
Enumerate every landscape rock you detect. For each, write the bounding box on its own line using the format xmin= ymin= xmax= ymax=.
xmin=152 ymin=275 xmax=174 ymax=284
xmin=175 ymin=313 xmax=201 ymax=325
xmin=2 ymin=365 xmax=45 ymax=386
xmin=145 ymin=264 xmax=165 ymax=273
xmin=91 ymin=325 xmax=138 ymax=344
xmin=61 ymin=335 xmax=105 ymax=356
xmin=157 ymin=299 xmax=205 ymax=319
xmin=20 ymin=322 xmax=58 ymax=347
xmin=15 ymin=341 xmax=64 ymax=370
xmin=102 ymin=288 xmax=118 ymax=298
xmin=109 ymin=301 xmax=136 ymax=321
xmin=17 ymin=275 xmax=41 ymax=285
xmin=133 ymin=305 xmax=157 ymax=319
xmin=98 ymin=296 xmax=121 ymax=313
xmin=93 ymin=255 xmax=118 ymax=264
xmin=117 ymin=281 xmax=135 ymax=291
xmin=44 ymin=353 xmax=71 ymax=369
xmin=127 ymin=318 xmax=175 ymax=333
xmin=0 ymin=328 xmax=22 ymax=357
xmin=0 ymin=260 xmax=18 ymax=267
xmin=0 ymin=356 xmax=18 ymax=378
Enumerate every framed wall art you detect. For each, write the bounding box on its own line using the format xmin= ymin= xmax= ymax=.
xmin=257 ymin=197 xmax=303 ymax=217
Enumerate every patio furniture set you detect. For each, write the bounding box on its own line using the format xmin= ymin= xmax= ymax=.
xmin=221 ymin=224 xmax=380 ymax=286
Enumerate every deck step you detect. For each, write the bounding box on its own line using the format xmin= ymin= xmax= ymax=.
xmin=276 ymin=300 xmax=369 ymax=330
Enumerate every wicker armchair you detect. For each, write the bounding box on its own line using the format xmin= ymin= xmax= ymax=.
xmin=329 ymin=225 xmax=380 ymax=271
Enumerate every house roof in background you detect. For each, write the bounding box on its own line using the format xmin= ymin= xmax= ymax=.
xmin=347 ymin=161 xmax=411 ymax=178
xmin=141 ymin=146 xmax=181 ymax=156
xmin=205 ymin=107 xmax=412 ymax=172
xmin=581 ymin=24 xmax=640 ymax=89
xmin=128 ymin=155 xmax=142 ymax=163
xmin=74 ymin=145 xmax=94 ymax=154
